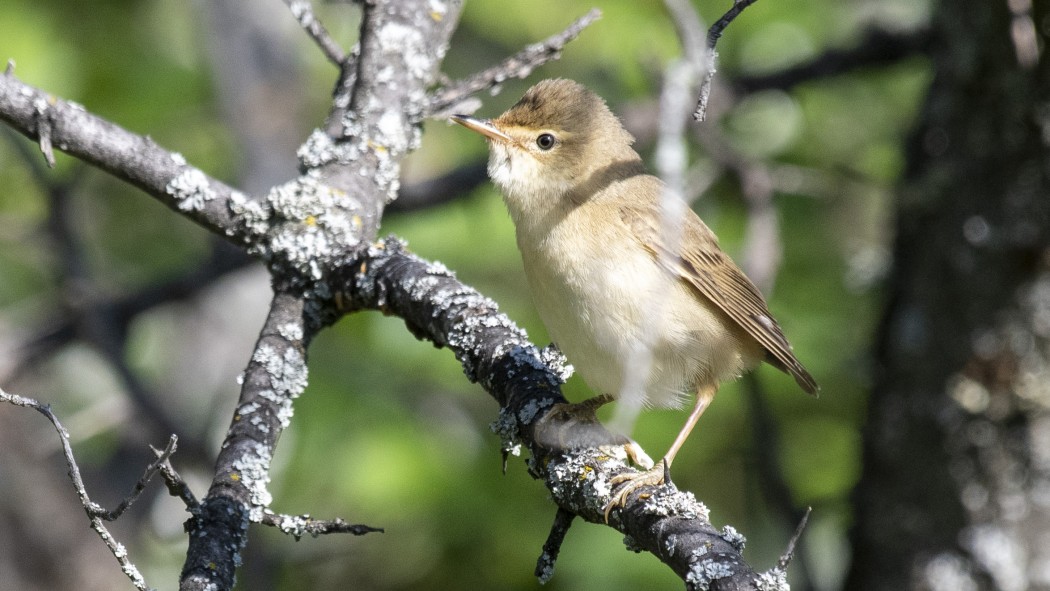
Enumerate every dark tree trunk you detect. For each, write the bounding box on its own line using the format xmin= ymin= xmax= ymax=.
xmin=846 ymin=0 xmax=1050 ymax=589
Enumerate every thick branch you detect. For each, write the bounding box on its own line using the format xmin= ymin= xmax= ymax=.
xmin=338 ymin=238 xmax=779 ymax=590
xmin=0 ymin=69 xmax=263 ymax=242
xmin=180 ymin=290 xmax=309 ymax=591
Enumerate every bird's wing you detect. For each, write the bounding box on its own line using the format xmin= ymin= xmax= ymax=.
xmin=619 ymin=198 xmax=818 ymax=395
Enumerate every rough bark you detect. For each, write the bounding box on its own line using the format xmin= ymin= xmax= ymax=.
xmin=846 ymin=1 xmax=1050 ymax=589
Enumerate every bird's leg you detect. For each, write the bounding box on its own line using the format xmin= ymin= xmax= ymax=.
xmin=603 ymin=384 xmax=717 ymax=521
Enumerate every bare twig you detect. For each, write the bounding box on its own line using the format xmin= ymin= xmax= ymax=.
xmin=0 ymin=388 xmax=160 ymax=591
xmin=156 ymin=447 xmax=200 ymax=510
xmin=258 ymin=512 xmax=384 ymax=540
xmin=93 ymin=436 xmax=181 ymax=520
xmin=694 ymin=0 xmax=760 ymax=121
xmin=425 ymin=9 xmax=602 ymax=117
xmin=534 ymin=508 xmax=575 ymax=584
xmin=778 ymin=507 xmax=812 ymax=570
xmin=283 ymin=0 xmax=347 ymax=65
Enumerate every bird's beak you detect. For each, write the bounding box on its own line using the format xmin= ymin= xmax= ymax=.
xmin=450 ymin=115 xmax=513 ymax=143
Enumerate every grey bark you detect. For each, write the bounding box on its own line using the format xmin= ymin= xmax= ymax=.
xmin=846 ymin=1 xmax=1050 ymax=589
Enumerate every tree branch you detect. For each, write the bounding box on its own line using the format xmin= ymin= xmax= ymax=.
xmin=1 ymin=1 xmax=802 ymax=588
xmin=337 ymin=238 xmax=785 ymax=590
xmin=180 ymin=289 xmax=309 ymax=591
xmin=0 ymin=388 xmax=173 ymax=591
xmin=282 ymin=0 xmax=347 ymax=65
xmin=734 ymin=27 xmax=931 ymax=94
xmin=0 ymin=68 xmax=265 ymax=243
xmin=425 ymin=9 xmax=602 ymax=118
xmin=694 ymin=0 xmax=760 ymax=121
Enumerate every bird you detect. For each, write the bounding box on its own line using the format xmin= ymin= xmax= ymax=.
xmin=450 ymin=78 xmax=817 ymax=517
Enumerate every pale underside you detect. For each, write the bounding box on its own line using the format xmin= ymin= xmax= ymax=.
xmin=489 ymin=144 xmax=763 ymax=409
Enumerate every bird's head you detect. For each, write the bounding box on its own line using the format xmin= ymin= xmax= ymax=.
xmin=451 ymin=79 xmax=640 ymax=225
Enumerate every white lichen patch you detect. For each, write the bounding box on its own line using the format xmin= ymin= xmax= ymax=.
xmin=490 ymin=406 xmax=523 ymax=453
xmin=640 ymin=486 xmax=708 ymax=520
xmin=167 ymin=168 xmax=216 ymax=212
xmin=516 ymin=395 xmax=557 ymax=426
xmin=686 ymin=557 xmax=735 ymax=589
xmin=375 ymin=110 xmax=408 ymax=153
xmin=539 ymin=344 xmax=574 ymax=382
xmin=232 ymin=441 xmax=274 ymax=522
xmin=252 ymin=344 xmax=308 ymax=397
xmin=297 ymin=129 xmax=360 ymax=170
xmin=264 ymin=176 xmax=362 ymax=277
xmin=720 ymin=525 xmax=747 ymax=551
xmin=755 ymin=567 xmax=790 ymax=591
xmin=535 ymin=552 xmax=556 ymax=584
xmin=377 ymin=22 xmax=429 ymax=81
xmin=228 ymin=190 xmax=271 ymax=239
xmin=278 ymin=322 xmax=304 ymax=342
xmin=251 ymin=344 xmax=308 ymax=429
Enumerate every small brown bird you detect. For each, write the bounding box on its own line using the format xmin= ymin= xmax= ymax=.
xmin=451 ymin=79 xmax=816 ymax=515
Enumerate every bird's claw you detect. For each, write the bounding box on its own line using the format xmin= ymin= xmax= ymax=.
xmin=602 ymin=460 xmax=670 ymax=522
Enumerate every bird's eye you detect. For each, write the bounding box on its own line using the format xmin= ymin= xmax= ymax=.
xmin=536 ymin=133 xmax=556 ymax=150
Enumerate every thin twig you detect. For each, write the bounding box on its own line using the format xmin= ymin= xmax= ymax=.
xmin=534 ymin=507 xmax=575 ymax=584
xmin=283 ymin=0 xmax=347 ymax=64
xmin=156 ymin=446 xmax=200 ymax=509
xmin=694 ymin=0 xmax=760 ymax=121
xmin=258 ymin=512 xmax=384 ymax=540
xmin=778 ymin=507 xmax=812 ymax=570
xmin=425 ymin=8 xmax=602 ymax=117
xmin=91 ymin=435 xmax=181 ymax=520
xmin=0 ymin=388 xmax=156 ymax=591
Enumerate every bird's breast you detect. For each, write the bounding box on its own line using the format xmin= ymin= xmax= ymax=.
xmin=515 ymin=201 xmax=761 ymax=407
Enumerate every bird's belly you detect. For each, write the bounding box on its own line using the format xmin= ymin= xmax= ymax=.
xmin=522 ymin=240 xmax=758 ymax=409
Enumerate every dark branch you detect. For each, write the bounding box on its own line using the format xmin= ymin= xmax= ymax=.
xmin=535 ymin=508 xmax=575 ymax=584
xmin=390 ymin=161 xmax=489 ymax=214
xmin=735 ymin=27 xmax=932 ymax=94
xmin=694 ymin=0 xmax=760 ymax=121
xmin=338 ymin=238 xmax=780 ymax=590
xmin=180 ymin=290 xmax=309 ymax=591
xmin=258 ymin=513 xmax=384 ymax=540
xmin=425 ymin=9 xmax=602 ymax=118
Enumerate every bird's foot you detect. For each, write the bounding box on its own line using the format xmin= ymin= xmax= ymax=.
xmin=603 ymin=460 xmax=671 ymax=522
xmin=623 ymin=440 xmax=654 ymax=469
xmin=534 ymin=394 xmax=620 ymax=451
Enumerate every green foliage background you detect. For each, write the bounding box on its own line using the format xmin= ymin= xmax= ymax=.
xmin=0 ymin=0 xmax=931 ymax=589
